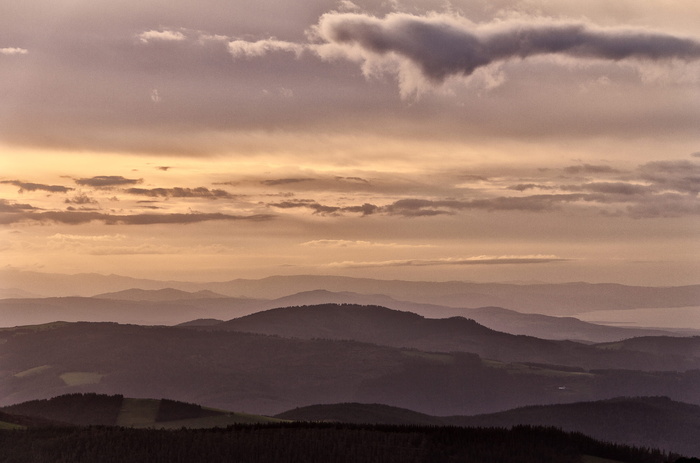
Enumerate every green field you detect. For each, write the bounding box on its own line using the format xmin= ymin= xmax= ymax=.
xmin=0 ymin=421 xmax=25 ymax=430
xmin=116 ymin=399 xmax=161 ymax=427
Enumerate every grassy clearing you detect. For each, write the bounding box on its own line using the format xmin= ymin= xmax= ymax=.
xmin=0 ymin=421 xmax=25 ymax=430
xmin=59 ymin=372 xmax=103 ymax=386
xmin=483 ymin=360 xmax=594 ymax=378
xmin=116 ymin=399 xmax=161 ymax=427
xmin=13 ymin=365 xmax=52 ymax=378
xmin=145 ymin=413 xmax=286 ymax=429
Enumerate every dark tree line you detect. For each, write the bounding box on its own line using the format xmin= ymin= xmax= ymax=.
xmin=0 ymin=423 xmax=685 ymax=463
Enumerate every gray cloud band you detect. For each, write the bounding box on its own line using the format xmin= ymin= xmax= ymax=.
xmin=315 ymin=13 xmax=700 ymax=82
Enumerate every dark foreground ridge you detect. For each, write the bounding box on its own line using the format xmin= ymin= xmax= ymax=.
xmin=0 ymin=422 xmax=685 ymax=463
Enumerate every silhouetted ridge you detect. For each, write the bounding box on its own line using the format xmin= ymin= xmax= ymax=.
xmin=211 ymin=303 xmax=700 ymax=371
xmin=3 ymin=393 xmax=124 ymax=426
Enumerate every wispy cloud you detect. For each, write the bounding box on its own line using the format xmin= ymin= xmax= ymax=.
xmin=261 ymin=178 xmax=315 ymax=186
xmin=0 ymin=199 xmax=37 ymax=213
xmin=124 ymin=187 xmax=236 ymax=199
xmin=75 ymin=176 xmax=142 ymax=187
xmin=0 ymin=47 xmax=28 ymax=55
xmin=325 ymin=255 xmax=568 ymax=268
xmin=137 ymin=29 xmax=186 ymax=43
xmin=0 ymin=211 xmax=275 ymax=225
xmin=301 ymin=239 xmax=433 ymax=248
xmin=228 ymin=38 xmax=304 ymax=58
xmin=1 ymin=180 xmax=74 ymax=193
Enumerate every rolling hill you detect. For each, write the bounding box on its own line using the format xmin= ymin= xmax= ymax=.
xmin=2 ymin=393 xmax=279 ymax=428
xmin=275 ymin=397 xmax=700 ymax=457
xmin=3 ymin=320 xmax=700 ymax=416
xmin=206 ymin=303 xmax=700 ymax=371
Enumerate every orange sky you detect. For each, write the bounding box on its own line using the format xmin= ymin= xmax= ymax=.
xmin=1 ymin=0 xmax=699 ymax=285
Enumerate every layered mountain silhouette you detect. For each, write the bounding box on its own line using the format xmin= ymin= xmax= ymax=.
xmin=1 ymin=290 xmax=692 ymax=342
xmin=204 ymin=303 xmax=700 ymax=371
xmin=3 ymin=314 xmax=700 ymax=416
xmin=2 ymin=269 xmax=697 ymax=315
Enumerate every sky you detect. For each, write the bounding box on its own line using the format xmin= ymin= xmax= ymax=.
xmin=1 ymin=0 xmax=699 ymax=285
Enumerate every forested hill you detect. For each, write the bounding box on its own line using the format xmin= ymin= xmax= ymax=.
xmin=0 ymin=423 xmax=684 ymax=463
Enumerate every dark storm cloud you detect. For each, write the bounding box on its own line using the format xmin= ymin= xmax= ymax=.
xmin=124 ymin=187 xmax=236 ymax=199
xmin=0 ymin=180 xmax=74 ymax=193
xmin=75 ymin=176 xmax=142 ymax=187
xmin=0 ymin=210 xmax=275 ymax=225
xmin=315 ymin=13 xmax=700 ymax=83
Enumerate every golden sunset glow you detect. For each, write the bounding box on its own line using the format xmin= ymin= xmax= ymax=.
xmin=1 ymin=0 xmax=699 ymax=286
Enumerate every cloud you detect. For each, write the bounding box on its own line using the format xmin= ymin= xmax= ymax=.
xmin=507 ymin=183 xmax=555 ymax=191
xmin=75 ymin=176 xmax=142 ymax=187
xmin=0 ymin=210 xmax=275 ymax=225
xmin=261 ymin=178 xmax=315 ymax=186
xmin=325 ymin=255 xmax=568 ymax=268
xmin=301 ymin=239 xmax=433 ymax=248
xmin=563 ymin=164 xmax=621 ymax=175
xmin=565 ymin=182 xmax=650 ymax=196
xmin=335 ymin=176 xmax=369 ymax=184
xmin=638 ymin=160 xmax=700 ymax=194
xmin=228 ymin=38 xmax=304 ymax=58
xmin=49 ymin=233 xmax=126 ymax=242
xmin=0 ymin=180 xmax=74 ymax=193
xmin=626 ymin=193 xmax=700 ymax=218
xmin=382 ymin=195 xmax=586 ymax=215
xmin=0 ymin=199 xmax=36 ymax=213
xmin=309 ymin=12 xmax=700 ymax=96
xmin=269 ymin=200 xmax=341 ymax=215
xmin=137 ymin=29 xmax=186 ymax=43
xmin=0 ymin=47 xmax=28 ymax=55
xmin=65 ymin=193 xmax=99 ymax=205
xmin=124 ymin=187 xmax=236 ymax=199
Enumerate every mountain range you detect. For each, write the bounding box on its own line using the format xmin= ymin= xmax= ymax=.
xmin=1 ymin=288 xmax=694 ymax=342
xmin=3 ymin=306 xmax=700 ymax=416
xmin=2 ymin=269 xmax=698 ymax=316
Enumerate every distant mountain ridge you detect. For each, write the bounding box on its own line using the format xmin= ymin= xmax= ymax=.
xmin=206 ymin=303 xmax=700 ymax=371
xmin=1 ymin=268 xmax=697 ymax=316
xmin=93 ymin=288 xmax=228 ymax=301
xmin=1 ymin=288 xmax=693 ymax=342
